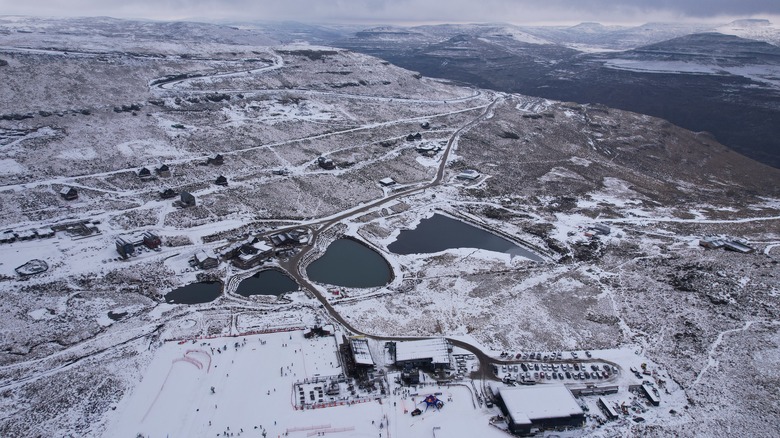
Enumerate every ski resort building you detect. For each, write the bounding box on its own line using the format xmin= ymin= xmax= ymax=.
xmin=497 ymin=385 xmax=585 ymax=435
xmin=349 ymin=337 xmax=375 ymax=368
xmin=194 ymin=251 xmax=218 ymax=269
xmin=392 ymin=338 xmax=452 ymax=371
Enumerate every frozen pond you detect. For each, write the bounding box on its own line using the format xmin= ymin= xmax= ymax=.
xmin=164 ymin=281 xmax=222 ymax=304
xmin=388 ymin=213 xmax=543 ymax=261
xmin=306 ymin=238 xmax=392 ymax=288
xmin=235 ymin=269 xmax=298 ymax=297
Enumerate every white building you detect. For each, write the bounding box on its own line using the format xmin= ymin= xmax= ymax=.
xmin=497 ymin=384 xmax=585 ymax=434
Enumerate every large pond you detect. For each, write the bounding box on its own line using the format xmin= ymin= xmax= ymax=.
xmin=306 ymin=238 xmax=392 ymax=288
xmin=235 ymin=269 xmax=299 ymax=297
xmin=388 ymin=213 xmax=543 ymax=261
xmin=165 ymin=281 xmax=222 ymax=304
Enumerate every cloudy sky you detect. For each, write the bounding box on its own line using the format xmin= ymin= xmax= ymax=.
xmin=1 ymin=0 xmax=779 ymax=25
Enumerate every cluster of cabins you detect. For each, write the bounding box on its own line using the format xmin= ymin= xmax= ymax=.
xmin=699 ymin=236 xmax=755 ymax=254
xmin=1 ymin=227 xmax=56 ymax=244
xmin=219 ymin=228 xmax=312 ymax=270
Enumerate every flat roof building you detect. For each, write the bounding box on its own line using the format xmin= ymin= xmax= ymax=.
xmin=350 ymin=337 xmax=375 ymax=367
xmin=497 ymin=385 xmax=585 ymax=435
xmin=456 ymin=169 xmax=481 ymax=180
xmin=394 ymin=338 xmax=451 ymax=370
xmin=598 ymin=397 xmax=619 ymax=420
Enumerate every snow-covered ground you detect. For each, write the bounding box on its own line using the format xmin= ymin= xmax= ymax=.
xmin=1 ymin=15 xmax=779 ymax=438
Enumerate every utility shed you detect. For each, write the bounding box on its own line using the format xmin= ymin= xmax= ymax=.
xmin=640 ymin=383 xmax=661 ymax=406
xmin=498 ymin=385 xmax=585 ymax=435
xmin=723 ymin=241 xmax=754 ymax=254
xmin=394 ymin=338 xmax=451 ymax=370
xmin=598 ymin=397 xmax=619 ymax=420
xmin=350 ymin=337 xmax=375 ymax=367
xmin=379 ymin=177 xmax=396 ymax=187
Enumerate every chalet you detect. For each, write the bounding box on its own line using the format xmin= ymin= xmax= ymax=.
xmin=142 ymin=232 xmax=161 ymax=249
xmin=116 ymin=237 xmax=135 ymax=259
xmin=317 ymin=156 xmax=335 ymax=170
xmin=420 ymin=121 xmax=430 ymax=129
xmin=156 ymin=164 xmax=171 ymax=177
xmin=60 ymin=186 xmax=78 ymax=200
xmin=180 ymin=191 xmax=196 ymax=207
xmin=208 ymin=154 xmax=224 ymax=165
xmin=194 ymin=251 xmax=219 ymax=269
xmin=160 ymin=188 xmax=178 ymax=199
xmin=138 ymin=167 xmax=153 ymax=180
xmin=592 ymin=224 xmax=611 ymax=236
xmin=406 ymin=132 xmax=422 ymax=142
xmin=215 ymin=175 xmax=228 ymax=186
xmin=379 ymin=177 xmax=396 ymax=187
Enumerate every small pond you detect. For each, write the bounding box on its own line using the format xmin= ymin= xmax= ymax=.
xmin=164 ymin=281 xmax=222 ymax=304
xmin=235 ymin=269 xmax=299 ymax=297
xmin=306 ymin=238 xmax=392 ymax=288
xmin=387 ymin=213 xmax=543 ymax=261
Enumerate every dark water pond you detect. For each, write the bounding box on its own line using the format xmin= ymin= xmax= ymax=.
xmin=306 ymin=238 xmax=392 ymax=288
xmin=388 ymin=213 xmax=543 ymax=261
xmin=165 ymin=281 xmax=222 ymax=304
xmin=236 ymin=269 xmax=298 ymax=297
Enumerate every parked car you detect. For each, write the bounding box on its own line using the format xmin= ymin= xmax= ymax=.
xmin=411 ymin=408 xmax=422 ymax=417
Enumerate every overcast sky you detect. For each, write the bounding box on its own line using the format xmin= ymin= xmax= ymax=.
xmin=1 ymin=0 xmax=779 ymax=25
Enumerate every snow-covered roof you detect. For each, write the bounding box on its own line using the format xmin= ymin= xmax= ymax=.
xmin=498 ymin=385 xmax=583 ymax=426
xmin=252 ymin=241 xmax=273 ymax=252
xmin=395 ymin=338 xmax=450 ymax=364
xmin=379 ymin=177 xmax=395 ymax=185
xmin=457 ymin=169 xmax=480 ymax=180
xmin=194 ymin=251 xmax=216 ymax=263
xmin=59 ymin=186 xmax=74 ymax=194
xmin=350 ymin=338 xmax=374 ymax=366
